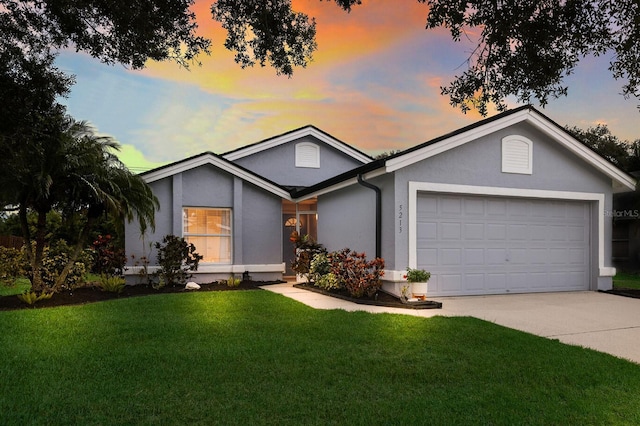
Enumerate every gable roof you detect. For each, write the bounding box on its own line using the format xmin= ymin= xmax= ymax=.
xmin=222 ymin=125 xmax=373 ymax=164
xmin=141 ymin=151 xmax=292 ymax=199
xmin=384 ymin=105 xmax=635 ymax=192
xmin=295 ymin=106 xmax=636 ymax=198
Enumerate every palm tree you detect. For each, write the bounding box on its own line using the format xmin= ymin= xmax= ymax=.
xmin=4 ymin=115 xmax=158 ymax=293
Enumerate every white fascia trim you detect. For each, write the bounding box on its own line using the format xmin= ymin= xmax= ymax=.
xmin=386 ymin=110 xmax=530 ymax=172
xmin=408 ymin=181 xmax=612 ymax=278
xmin=125 ymin=263 xmax=286 ymax=275
xmin=525 ymin=111 xmax=636 ymax=192
xmin=386 ymin=109 xmax=636 ymax=192
xmin=223 ymin=127 xmax=372 ymax=164
xmin=294 ymin=168 xmax=387 ymax=201
xmin=142 ymin=154 xmax=292 ymax=200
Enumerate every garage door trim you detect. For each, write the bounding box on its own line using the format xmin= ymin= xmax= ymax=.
xmin=408 ymin=182 xmax=612 ymax=277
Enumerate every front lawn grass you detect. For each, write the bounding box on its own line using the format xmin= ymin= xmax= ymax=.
xmin=613 ymin=272 xmax=640 ymax=290
xmin=1 ymin=291 xmax=640 ymax=424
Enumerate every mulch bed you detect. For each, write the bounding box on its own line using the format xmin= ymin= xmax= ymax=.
xmin=293 ymin=283 xmax=442 ymax=309
xmin=602 ymin=289 xmax=640 ymax=299
xmin=0 ymin=281 xmax=277 ymax=311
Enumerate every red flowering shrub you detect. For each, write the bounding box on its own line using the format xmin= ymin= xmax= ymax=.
xmin=328 ymin=248 xmax=385 ymax=298
xmin=91 ymin=234 xmax=127 ymax=276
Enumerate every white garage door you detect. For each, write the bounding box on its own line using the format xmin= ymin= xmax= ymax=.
xmin=416 ymin=193 xmax=591 ymax=296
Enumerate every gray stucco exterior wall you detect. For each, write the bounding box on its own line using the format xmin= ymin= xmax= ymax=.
xmin=125 ymin=163 xmax=284 ymax=283
xmin=232 ymin=136 xmax=365 ymax=187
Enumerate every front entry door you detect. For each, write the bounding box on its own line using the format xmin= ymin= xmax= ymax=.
xmin=282 ymin=200 xmax=317 ymax=276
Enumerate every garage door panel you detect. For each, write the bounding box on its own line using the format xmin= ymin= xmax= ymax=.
xmin=487 ymin=273 xmax=507 ymax=291
xmin=464 ymin=248 xmax=485 ymax=265
xmin=441 ymin=248 xmax=462 ymax=265
xmin=440 ymin=274 xmax=462 ymax=292
xmin=464 ymin=223 xmax=484 ymax=239
xmin=487 ymin=224 xmax=507 ymax=240
xmin=416 ymin=193 xmax=590 ymax=296
xmin=441 ymin=222 xmax=462 ymax=239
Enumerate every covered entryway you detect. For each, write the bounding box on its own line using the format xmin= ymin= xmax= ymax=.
xmin=416 ymin=193 xmax=591 ymax=296
xmin=282 ymin=199 xmax=318 ymax=276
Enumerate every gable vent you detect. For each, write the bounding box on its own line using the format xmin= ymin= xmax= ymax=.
xmin=502 ymin=135 xmax=532 ymax=175
xmin=295 ymin=142 xmax=320 ymax=168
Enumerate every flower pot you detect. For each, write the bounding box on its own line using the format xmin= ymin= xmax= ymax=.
xmin=411 ymin=282 xmax=428 ymax=299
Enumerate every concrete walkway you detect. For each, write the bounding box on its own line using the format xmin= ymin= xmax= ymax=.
xmin=262 ymin=283 xmax=640 ymax=364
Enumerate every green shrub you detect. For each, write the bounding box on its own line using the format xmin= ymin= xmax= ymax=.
xmin=23 ymin=240 xmax=93 ymax=293
xmin=0 ymin=247 xmax=26 ymax=286
xmin=99 ymin=274 xmax=126 ymax=293
xmin=154 ymin=235 xmax=203 ymax=288
xmin=17 ymin=290 xmax=53 ymax=305
xmin=226 ymin=275 xmax=241 ymax=288
xmin=316 ymin=272 xmax=342 ymax=291
xmin=309 ymin=252 xmax=331 ymax=285
xmin=291 ymin=234 xmax=326 ymax=283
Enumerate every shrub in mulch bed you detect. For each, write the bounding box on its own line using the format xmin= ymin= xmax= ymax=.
xmin=294 ymin=283 xmax=442 ymax=309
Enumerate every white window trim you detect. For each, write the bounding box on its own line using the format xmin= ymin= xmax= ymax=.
xmin=502 ymin=135 xmax=533 ymax=174
xmin=183 ymin=207 xmax=233 ymax=264
xmin=295 ymin=142 xmax=320 ymax=168
xmin=407 ymin=181 xmax=613 ymax=278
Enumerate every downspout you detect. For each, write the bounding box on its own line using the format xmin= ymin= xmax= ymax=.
xmin=357 ymin=174 xmax=381 ymax=259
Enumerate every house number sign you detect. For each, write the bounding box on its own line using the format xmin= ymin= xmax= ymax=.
xmin=398 ymin=204 xmax=403 ymax=233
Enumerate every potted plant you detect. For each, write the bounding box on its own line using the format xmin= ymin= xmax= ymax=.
xmin=404 ymin=267 xmax=431 ymax=300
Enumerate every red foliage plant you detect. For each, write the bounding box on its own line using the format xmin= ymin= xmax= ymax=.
xmin=91 ymin=234 xmax=127 ymax=276
xmin=328 ymin=248 xmax=385 ymax=298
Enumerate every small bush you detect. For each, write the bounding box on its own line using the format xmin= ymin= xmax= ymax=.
xmin=226 ymin=275 xmax=241 ymax=288
xmin=328 ymin=248 xmax=385 ymax=298
xmin=0 ymin=247 xmax=26 ymax=286
xmin=91 ymin=234 xmax=127 ymax=276
xmin=99 ymin=274 xmax=126 ymax=293
xmin=309 ymin=253 xmax=331 ymax=285
xmin=154 ymin=235 xmax=203 ymax=287
xmin=24 ymin=240 xmax=93 ymax=293
xmin=316 ymin=272 xmax=342 ymax=291
xmin=291 ymin=234 xmax=326 ymax=283
xmin=17 ymin=291 xmax=53 ymax=305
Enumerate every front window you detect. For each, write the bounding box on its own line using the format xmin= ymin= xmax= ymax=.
xmin=183 ymin=208 xmax=232 ymax=263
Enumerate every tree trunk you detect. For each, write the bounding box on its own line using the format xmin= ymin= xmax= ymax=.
xmin=21 ymin=208 xmax=49 ymax=294
xmin=53 ymin=214 xmax=96 ymax=291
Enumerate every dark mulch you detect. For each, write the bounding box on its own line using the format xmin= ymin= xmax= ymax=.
xmin=0 ymin=281 xmax=276 ymax=311
xmin=293 ymin=283 xmax=442 ymax=309
xmin=602 ymin=289 xmax=640 ymax=299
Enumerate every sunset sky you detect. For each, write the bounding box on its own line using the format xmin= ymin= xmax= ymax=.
xmin=55 ymin=0 xmax=639 ymax=172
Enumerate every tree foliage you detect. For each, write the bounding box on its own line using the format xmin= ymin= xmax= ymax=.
xmin=4 ymin=1 xmax=637 ymax=113
xmin=567 ymin=124 xmax=640 ymax=173
xmin=0 ymin=116 xmax=158 ymax=293
xmin=0 ymin=0 xmax=210 ymax=69
xmin=421 ymin=0 xmax=640 ymax=114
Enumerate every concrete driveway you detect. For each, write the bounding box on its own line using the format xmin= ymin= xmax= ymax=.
xmin=263 ymin=284 xmax=640 ymax=364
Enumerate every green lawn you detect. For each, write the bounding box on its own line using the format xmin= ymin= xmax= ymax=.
xmin=614 ymin=272 xmax=640 ymax=290
xmin=1 ymin=291 xmax=640 ymax=425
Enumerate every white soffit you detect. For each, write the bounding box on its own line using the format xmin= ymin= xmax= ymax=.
xmin=222 ymin=126 xmax=372 ymax=164
xmin=385 ymin=109 xmax=636 ymax=192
